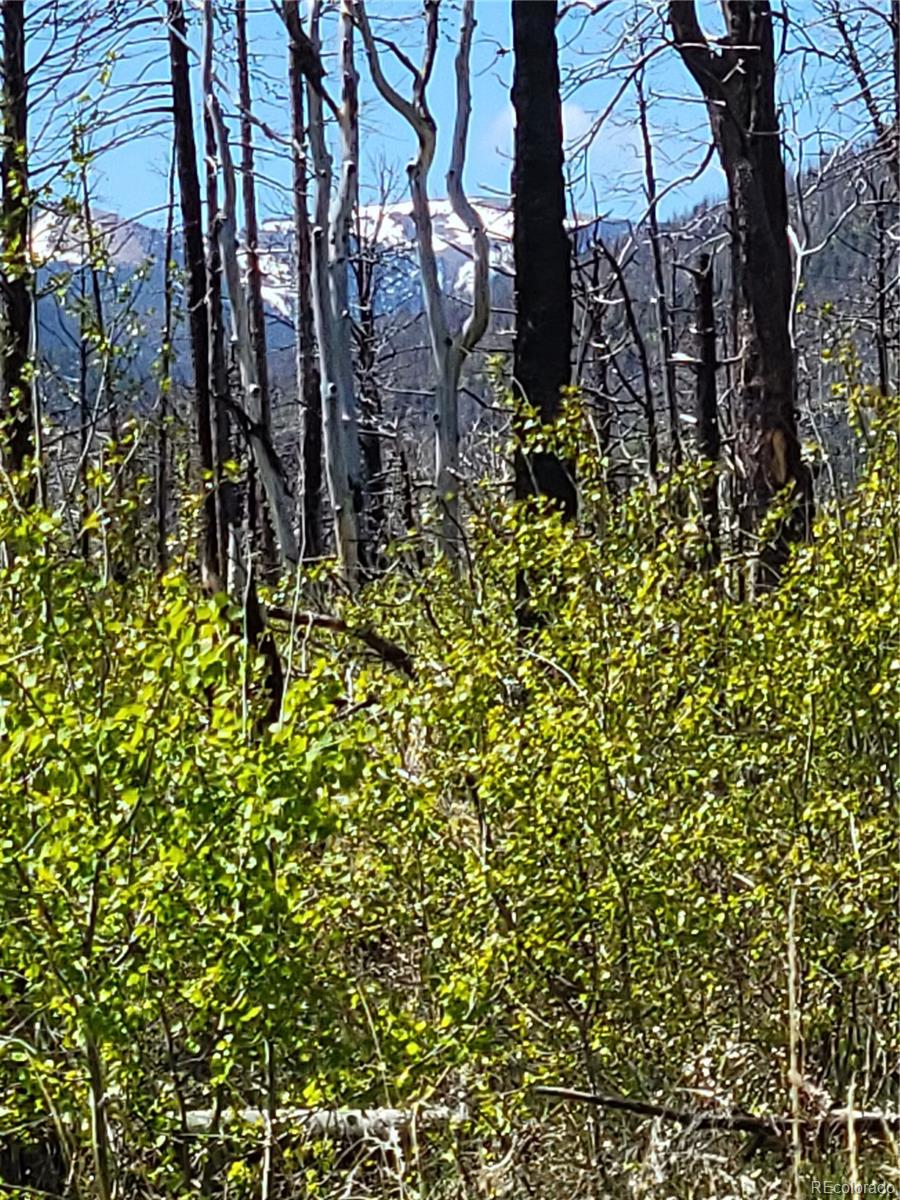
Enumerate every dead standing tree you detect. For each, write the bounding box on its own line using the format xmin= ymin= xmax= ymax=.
xmin=207 ymin=94 xmax=299 ymax=569
xmin=235 ymin=0 xmax=277 ymax=571
xmin=202 ymin=0 xmax=236 ymax=588
xmin=694 ymin=252 xmax=720 ymax=563
xmin=511 ymin=0 xmax=576 ymax=518
xmin=285 ymin=0 xmax=366 ymax=581
xmin=0 ymin=0 xmax=34 ymax=501
xmin=669 ymin=0 xmax=813 ymax=587
xmin=353 ymin=0 xmax=491 ymax=560
xmin=284 ymin=0 xmax=323 ymax=561
xmin=167 ymin=0 xmax=220 ymax=585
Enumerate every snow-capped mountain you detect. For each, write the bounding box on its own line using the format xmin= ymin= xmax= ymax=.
xmin=257 ymin=199 xmax=516 ymax=319
xmin=31 ymin=198 xmax=626 ymax=326
xmin=29 ymin=197 xmax=629 ymax=405
xmin=31 ymin=207 xmax=166 ymax=271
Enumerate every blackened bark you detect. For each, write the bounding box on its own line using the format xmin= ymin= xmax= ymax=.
xmin=353 ymin=229 xmax=385 ymax=558
xmin=669 ymin=0 xmax=812 ymax=585
xmin=694 ymin=253 xmax=720 ymax=563
xmin=236 ymin=0 xmax=276 ymax=570
xmin=511 ymin=0 xmax=576 ymax=518
xmin=285 ymin=0 xmax=323 ymax=560
xmin=167 ymin=0 xmax=219 ymax=584
xmin=157 ymin=156 xmax=176 ymax=572
xmin=875 ymin=182 xmax=889 ymax=399
xmin=0 ymin=0 xmax=33 ymax=497
xmin=202 ymin=0 xmax=234 ymax=586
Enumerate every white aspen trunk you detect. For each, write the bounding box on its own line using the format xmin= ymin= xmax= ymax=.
xmin=330 ymin=0 xmax=365 ymax=557
xmin=207 ymin=95 xmax=299 ymax=567
xmin=443 ymin=0 xmax=490 ymax=545
xmin=353 ymin=0 xmax=490 ymax=559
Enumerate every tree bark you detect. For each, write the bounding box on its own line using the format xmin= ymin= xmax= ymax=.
xmin=669 ymin=1 xmax=812 ymax=586
xmin=511 ymin=0 xmax=575 ymax=518
xmin=285 ymin=0 xmax=323 ymax=562
xmin=636 ymin=66 xmax=679 ymax=466
xmin=297 ymin=0 xmax=364 ymax=581
xmin=203 ymin=0 xmax=234 ymax=588
xmin=353 ymin=0 xmax=490 ymax=560
xmin=0 ymin=0 xmax=34 ymax=499
xmin=236 ymin=0 xmax=277 ymax=571
xmin=167 ymin=0 xmax=219 ymax=585
xmin=207 ymin=95 xmax=299 ymax=567
xmin=352 ymin=214 xmax=386 ymax=555
xmin=157 ymin=154 xmax=176 ymax=572
xmin=694 ymin=253 xmax=720 ymax=564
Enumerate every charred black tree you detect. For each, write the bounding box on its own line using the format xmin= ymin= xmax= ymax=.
xmin=694 ymin=253 xmax=720 ymax=564
xmin=167 ymin=0 xmax=219 ymax=585
xmin=202 ymin=0 xmax=234 ymax=587
xmin=0 ymin=0 xmax=33 ymax=498
xmin=511 ymin=0 xmax=576 ymax=519
xmin=236 ymin=0 xmax=277 ymax=571
xmin=669 ymin=0 xmax=813 ymax=585
xmin=157 ymin=157 xmax=176 ymax=572
xmin=285 ymin=0 xmax=323 ymax=561
xmin=352 ymin=223 xmax=386 ymax=560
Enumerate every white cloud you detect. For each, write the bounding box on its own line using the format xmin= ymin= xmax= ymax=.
xmin=562 ymin=101 xmax=593 ymax=144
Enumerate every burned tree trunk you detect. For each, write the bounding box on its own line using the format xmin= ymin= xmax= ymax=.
xmin=511 ymin=0 xmax=575 ymax=518
xmin=669 ymin=1 xmax=812 ymax=586
xmin=352 ymin=218 xmax=386 ymax=556
xmin=157 ymin=156 xmax=177 ymax=572
xmin=167 ymin=0 xmax=219 ymax=585
xmin=203 ymin=0 xmax=235 ymax=589
xmin=0 ymin=0 xmax=33 ymax=498
xmin=285 ymin=0 xmax=323 ymax=561
xmin=236 ymin=0 xmax=277 ymax=572
xmin=694 ymin=253 xmax=720 ymax=564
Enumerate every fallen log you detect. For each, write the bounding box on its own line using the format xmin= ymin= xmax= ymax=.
xmin=534 ymin=1085 xmax=900 ymax=1141
xmin=185 ymin=1104 xmax=466 ymax=1143
xmin=266 ymin=607 xmax=416 ymax=679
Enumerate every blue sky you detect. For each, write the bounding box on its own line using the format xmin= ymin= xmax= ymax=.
xmin=30 ymin=0 xmax=876 ymax=229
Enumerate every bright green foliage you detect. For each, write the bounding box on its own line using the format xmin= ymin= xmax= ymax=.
xmin=0 ymin=519 xmax=367 ymax=1191
xmin=1 ymin=408 xmax=899 ymax=1195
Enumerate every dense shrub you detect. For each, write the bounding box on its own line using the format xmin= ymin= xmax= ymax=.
xmin=1 ymin=408 xmax=898 ymax=1196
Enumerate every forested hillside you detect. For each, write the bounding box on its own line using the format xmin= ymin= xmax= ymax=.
xmin=0 ymin=2 xmax=898 ymax=1197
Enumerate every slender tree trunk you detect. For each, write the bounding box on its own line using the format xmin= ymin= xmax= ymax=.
xmin=203 ymin=0 xmax=235 ymax=589
xmin=637 ymin=67 xmax=679 ymax=466
xmin=511 ymin=0 xmax=576 ymax=517
xmin=670 ymin=1 xmax=812 ymax=587
xmin=157 ymin=156 xmax=176 ymax=573
xmin=167 ymin=0 xmax=219 ymax=586
xmin=354 ymin=0 xmax=490 ymax=559
xmin=207 ymin=95 xmax=298 ymax=568
xmin=236 ymin=0 xmax=276 ymax=572
xmin=874 ymin=182 xmax=890 ymax=400
xmin=328 ymin=2 xmax=366 ymax=570
xmin=596 ymin=235 xmax=659 ymax=481
xmin=299 ymin=0 xmax=363 ymax=580
xmin=353 ymin=230 xmax=385 ymax=555
xmin=694 ymin=253 xmax=720 ymax=564
xmin=78 ymin=262 xmax=90 ymax=558
xmin=0 ymin=0 xmax=34 ymax=499
xmin=284 ymin=0 xmax=323 ymax=561
xmin=78 ymin=161 xmax=117 ymax=461
xmin=892 ymin=0 xmax=899 ymax=201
